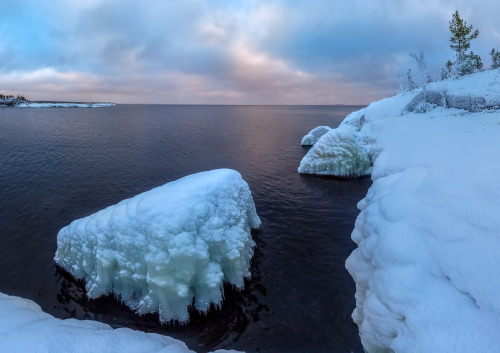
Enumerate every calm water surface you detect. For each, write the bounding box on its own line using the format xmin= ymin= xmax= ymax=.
xmin=0 ymin=105 xmax=369 ymax=353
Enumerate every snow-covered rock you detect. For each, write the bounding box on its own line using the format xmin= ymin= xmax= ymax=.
xmin=298 ymin=124 xmax=372 ymax=177
xmin=55 ymin=169 xmax=261 ymax=323
xmin=0 ymin=97 xmax=26 ymax=107
xmin=0 ymin=292 xmax=239 ymax=353
xmin=298 ymin=110 xmax=375 ymax=177
xmin=300 ymin=126 xmax=331 ymax=146
xmin=343 ymin=69 xmax=500 ymax=352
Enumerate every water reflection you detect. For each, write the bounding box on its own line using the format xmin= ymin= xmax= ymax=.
xmin=1 ymin=105 xmax=366 ymax=353
xmin=54 ymin=229 xmax=268 ymax=353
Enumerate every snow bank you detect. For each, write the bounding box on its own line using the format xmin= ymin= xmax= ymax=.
xmin=0 ymin=292 xmax=239 ymax=353
xmin=55 ymin=169 xmax=261 ymax=323
xmin=342 ymin=69 xmax=500 ymax=352
xmin=300 ymin=126 xmax=331 ymax=146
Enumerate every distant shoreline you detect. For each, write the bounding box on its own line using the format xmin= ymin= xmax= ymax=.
xmin=0 ymin=98 xmax=116 ymax=108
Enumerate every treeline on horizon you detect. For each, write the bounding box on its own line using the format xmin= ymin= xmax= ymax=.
xmin=0 ymin=94 xmax=29 ymax=102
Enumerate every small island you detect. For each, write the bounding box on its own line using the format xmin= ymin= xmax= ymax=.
xmin=0 ymin=94 xmax=115 ymax=108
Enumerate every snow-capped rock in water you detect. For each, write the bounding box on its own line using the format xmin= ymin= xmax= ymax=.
xmin=298 ymin=111 xmax=373 ymax=177
xmin=342 ymin=69 xmax=500 ymax=352
xmin=0 ymin=292 xmax=239 ymax=353
xmin=300 ymin=125 xmax=331 ymax=146
xmin=55 ymin=169 xmax=261 ymax=323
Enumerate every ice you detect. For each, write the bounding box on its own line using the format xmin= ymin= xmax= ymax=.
xmin=300 ymin=126 xmax=331 ymax=146
xmin=55 ymin=169 xmax=261 ymax=323
xmin=0 ymin=292 xmax=240 ymax=353
xmin=342 ymin=69 xmax=500 ymax=352
xmin=298 ymin=119 xmax=373 ymax=177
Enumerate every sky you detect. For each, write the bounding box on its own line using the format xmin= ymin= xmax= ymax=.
xmin=1 ymin=0 xmax=499 ymax=105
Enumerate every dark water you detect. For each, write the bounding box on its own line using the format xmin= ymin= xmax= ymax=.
xmin=0 ymin=105 xmax=370 ymax=353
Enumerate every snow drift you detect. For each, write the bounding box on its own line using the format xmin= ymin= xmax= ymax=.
xmin=340 ymin=69 xmax=500 ymax=352
xmin=55 ymin=169 xmax=261 ymax=323
xmin=0 ymin=292 xmax=239 ymax=353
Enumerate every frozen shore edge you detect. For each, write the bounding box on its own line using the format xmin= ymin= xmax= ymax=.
xmin=302 ymin=69 xmax=500 ymax=353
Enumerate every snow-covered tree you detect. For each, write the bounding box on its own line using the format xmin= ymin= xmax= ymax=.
xmin=407 ymin=69 xmax=417 ymax=90
xmin=490 ymin=49 xmax=500 ymax=69
xmin=455 ymin=51 xmax=483 ymax=76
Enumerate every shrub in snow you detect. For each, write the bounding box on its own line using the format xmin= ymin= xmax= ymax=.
xmin=455 ymin=51 xmax=483 ymax=76
xmin=298 ymin=128 xmax=372 ymax=177
xmin=55 ymin=169 xmax=261 ymax=323
xmin=490 ymin=49 xmax=500 ymax=69
xmin=301 ymin=126 xmax=332 ymax=146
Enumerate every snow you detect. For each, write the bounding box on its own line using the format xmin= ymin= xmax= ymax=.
xmin=300 ymin=125 xmax=331 ymax=146
xmin=335 ymin=69 xmax=500 ymax=352
xmin=55 ymin=169 xmax=261 ymax=323
xmin=298 ymin=111 xmax=374 ymax=177
xmin=0 ymin=292 xmax=240 ymax=353
xmin=17 ymin=102 xmax=115 ymax=108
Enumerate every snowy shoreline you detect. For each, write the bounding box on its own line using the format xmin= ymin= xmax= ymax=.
xmin=0 ymin=98 xmax=115 ymax=108
xmin=301 ymin=69 xmax=500 ymax=352
xmin=0 ymin=292 xmax=237 ymax=353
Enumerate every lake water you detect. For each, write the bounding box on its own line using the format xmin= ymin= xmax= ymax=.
xmin=0 ymin=105 xmax=370 ymax=353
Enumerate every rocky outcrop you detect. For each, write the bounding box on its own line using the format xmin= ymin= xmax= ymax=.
xmin=0 ymin=98 xmax=26 ymax=107
xmin=404 ymin=90 xmax=491 ymax=113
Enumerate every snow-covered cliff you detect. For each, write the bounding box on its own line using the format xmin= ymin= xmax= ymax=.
xmin=308 ymin=69 xmax=500 ymax=352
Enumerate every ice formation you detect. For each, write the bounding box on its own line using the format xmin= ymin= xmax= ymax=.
xmin=300 ymin=126 xmax=331 ymax=146
xmin=298 ymin=111 xmax=373 ymax=177
xmin=343 ymin=69 xmax=500 ymax=352
xmin=55 ymin=169 xmax=261 ymax=323
xmin=0 ymin=292 xmax=239 ymax=353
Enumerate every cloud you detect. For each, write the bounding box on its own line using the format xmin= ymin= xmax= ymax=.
xmin=1 ymin=0 xmax=499 ymax=104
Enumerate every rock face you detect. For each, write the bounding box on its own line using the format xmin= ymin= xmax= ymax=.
xmin=446 ymin=95 xmax=487 ymax=111
xmin=404 ymin=90 xmax=489 ymax=113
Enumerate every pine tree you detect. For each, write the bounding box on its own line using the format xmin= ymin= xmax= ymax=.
xmin=491 ymin=49 xmax=500 ymax=69
xmin=449 ymin=10 xmax=479 ymax=65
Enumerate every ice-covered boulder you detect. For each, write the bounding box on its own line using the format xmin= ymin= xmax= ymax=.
xmin=404 ymin=90 xmax=445 ymax=113
xmin=446 ymin=95 xmax=486 ymax=111
xmin=301 ymin=126 xmax=331 ymax=146
xmin=298 ymin=125 xmax=372 ymax=177
xmin=55 ymin=169 xmax=261 ymax=323
xmin=0 ymin=292 xmax=240 ymax=353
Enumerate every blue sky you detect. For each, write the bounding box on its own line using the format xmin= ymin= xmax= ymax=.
xmin=1 ymin=0 xmax=499 ymax=104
